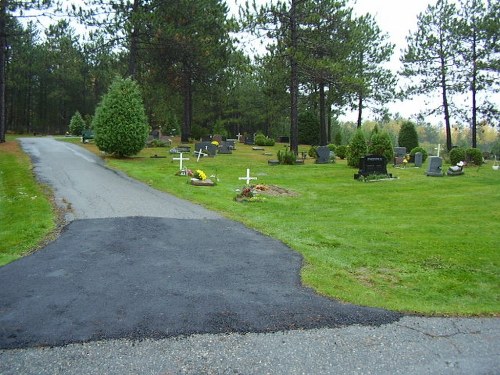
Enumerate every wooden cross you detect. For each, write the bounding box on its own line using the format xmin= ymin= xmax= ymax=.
xmin=173 ymin=152 xmax=189 ymax=170
xmin=239 ymin=168 xmax=257 ymax=185
xmin=236 ymin=132 xmax=242 ymax=141
xmin=194 ymin=148 xmax=207 ymax=162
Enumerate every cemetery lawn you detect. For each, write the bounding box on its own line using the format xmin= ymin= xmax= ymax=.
xmin=39 ymin=139 xmax=500 ymax=315
xmin=0 ymin=137 xmax=56 ymax=266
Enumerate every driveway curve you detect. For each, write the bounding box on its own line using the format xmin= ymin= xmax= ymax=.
xmin=0 ymin=138 xmax=400 ymax=349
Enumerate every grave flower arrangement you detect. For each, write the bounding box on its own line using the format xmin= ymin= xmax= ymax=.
xmin=193 ymin=169 xmax=207 ymax=180
xmin=211 ymin=140 xmax=219 ymax=147
xmin=234 ymin=185 xmax=266 ymax=203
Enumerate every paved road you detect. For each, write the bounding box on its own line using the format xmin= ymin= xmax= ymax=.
xmin=0 ymin=137 xmax=498 ymax=374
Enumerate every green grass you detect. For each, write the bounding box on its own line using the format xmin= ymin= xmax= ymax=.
xmin=0 ymin=137 xmax=56 ymax=266
xmin=19 ymin=137 xmax=500 ymax=315
xmin=83 ymin=140 xmax=499 ymax=316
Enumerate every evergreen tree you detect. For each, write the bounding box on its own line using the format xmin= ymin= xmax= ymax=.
xmin=398 ymin=120 xmax=419 ymax=151
xmin=92 ymin=77 xmax=149 ymax=157
xmin=347 ymin=128 xmax=367 ymax=167
xmin=298 ymin=111 xmax=320 ymax=145
xmin=369 ymin=131 xmax=394 ymax=164
xmin=400 ymin=0 xmax=461 ymax=151
xmin=69 ymin=111 xmax=86 ymax=136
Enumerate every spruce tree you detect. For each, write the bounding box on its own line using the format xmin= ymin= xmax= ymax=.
xmin=398 ymin=120 xmax=419 ymax=152
xmin=347 ymin=129 xmax=367 ymax=168
xmin=92 ymin=76 xmax=149 ymax=157
xmin=69 ymin=111 xmax=86 ymax=136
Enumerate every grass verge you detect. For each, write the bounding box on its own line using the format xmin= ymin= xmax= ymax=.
xmin=0 ymin=137 xmax=56 ymax=266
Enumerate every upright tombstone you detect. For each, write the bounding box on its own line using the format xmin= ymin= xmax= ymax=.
xmin=195 ymin=142 xmax=217 ymax=157
xmin=225 ymin=139 xmax=236 ymax=150
xmin=414 ymin=152 xmax=423 ymax=167
xmin=426 ymin=156 xmax=443 ymax=176
xmin=315 ymin=146 xmax=331 ymax=164
xmin=394 ymin=147 xmax=406 ymax=167
xmin=218 ymin=142 xmax=232 ymax=154
xmin=355 ymin=155 xmax=391 ymax=180
xmin=244 ymin=135 xmax=255 ymax=145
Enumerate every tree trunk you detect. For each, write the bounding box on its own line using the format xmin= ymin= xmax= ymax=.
xmin=439 ymin=35 xmax=452 ymax=151
xmin=0 ymin=1 xmax=6 ymax=142
xmin=181 ymin=69 xmax=192 ymax=143
xmin=319 ymin=81 xmax=327 ymax=146
xmin=289 ymin=0 xmax=298 ymax=155
xmin=357 ymin=92 xmax=363 ymax=129
xmin=471 ymin=25 xmax=477 ymax=148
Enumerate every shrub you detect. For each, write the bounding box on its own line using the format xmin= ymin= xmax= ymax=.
xmin=255 ymin=133 xmax=276 ymax=146
xmin=410 ymin=146 xmax=428 ymax=162
xmin=368 ymin=131 xmax=394 ymax=163
xmin=347 ymin=129 xmax=367 ymax=168
xmin=449 ymin=147 xmax=466 ymax=165
xmin=398 ymin=120 xmax=419 ymax=152
xmin=334 ymin=132 xmax=342 ymax=145
xmin=69 ymin=111 xmax=86 ymax=136
xmin=466 ymin=148 xmax=483 ymax=165
xmin=298 ymin=111 xmax=320 ymax=145
xmin=308 ymin=146 xmax=318 ymax=158
xmin=92 ymin=77 xmax=149 ymax=157
xmin=327 ymin=144 xmax=336 ymax=153
xmin=336 ymin=145 xmax=348 ymax=159
xmin=277 ymin=148 xmax=297 ymax=165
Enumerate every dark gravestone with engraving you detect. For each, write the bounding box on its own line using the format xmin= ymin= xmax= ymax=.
xmin=195 ymin=142 xmax=217 ymax=157
xmin=426 ymin=156 xmax=443 ymax=176
xmin=244 ymin=135 xmax=255 ymax=145
xmin=414 ymin=152 xmax=423 ymax=167
xmin=218 ymin=142 xmax=232 ymax=154
xmin=354 ymin=155 xmax=391 ymax=180
xmin=315 ymin=146 xmax=331 ymax=164
xmin=225 ymin=139 xmax=237 ymax=150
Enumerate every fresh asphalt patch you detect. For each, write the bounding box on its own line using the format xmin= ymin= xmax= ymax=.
xmin=0 ymin=216 xmax=401 ymax=349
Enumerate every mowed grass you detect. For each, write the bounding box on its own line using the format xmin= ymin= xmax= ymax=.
xmin=0 ymin=137 xmax=56 ymax=266
xmin=75 ymin=139 xmax=497 ymax=316
xmin=28 ymin=138 xmax=500 ymax=315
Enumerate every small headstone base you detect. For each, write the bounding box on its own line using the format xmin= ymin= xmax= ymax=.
xmin=190 ymin=178 xmax=215 ymax=186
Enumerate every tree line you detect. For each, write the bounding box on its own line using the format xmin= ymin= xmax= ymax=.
xmin=0 ymin=0 xmax=498 ymax=153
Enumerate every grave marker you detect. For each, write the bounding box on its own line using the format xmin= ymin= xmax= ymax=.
xmin=173 ymin=153 xmax=189 ymax=170
xmin=414 ymin=152 xmax=423 ymax=167
xmin=316 ymin=146 xmax=331 ymax=164
xmin=426 ymin=156 xmax=443 ymax=176
xmin=239 ymin=168 xmax=257 ymax=185
xmin=194 ymin=148 xmax=207 ymax=162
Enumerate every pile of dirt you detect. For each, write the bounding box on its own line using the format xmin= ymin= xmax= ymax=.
xmin=253 ymin=184 xmax=297 ymax=197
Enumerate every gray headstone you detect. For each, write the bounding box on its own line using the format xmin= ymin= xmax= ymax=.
xmin=414 ymin=152 xmax=423 ymax=167
xmin=426 ymin=156 xmax=443 ymax=176
xmin=218 ymin=143 xmax=232 ymax=154
xmin=316 ymin=146 xmax=331 ymax=164
xmin=244 ymin=136 xmax=255 ymax=145
xmin=195 ymin=142 xmax=217 ymax=157
xmin=225 ymin=140 xmax=237 ymax=149
xmin=394 ymin=147 xmax=406 ymax=157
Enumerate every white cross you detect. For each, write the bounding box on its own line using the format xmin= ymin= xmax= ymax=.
xmin=236 ymin=132 xmax=242 ymax=141
xmin=194 ymin=148 xmax=207 ymax=162
xmin=239 ymin=168 xmax=257 ymax=185
xmin=173 ymin=152 xmax=189 ymax=170
xmin=435 ymin=144 xmax=441 ymax=157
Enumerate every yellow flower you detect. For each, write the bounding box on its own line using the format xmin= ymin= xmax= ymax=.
xmin=195 ymin=169 xmax=207 ymax=180
xmin=211 ymin=141 xmax=219 ymax=146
